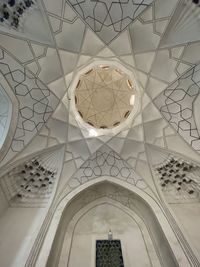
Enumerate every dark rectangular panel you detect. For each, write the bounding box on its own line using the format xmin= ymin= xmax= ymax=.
xmin=96 ymin=240 xmax=124 ymax=267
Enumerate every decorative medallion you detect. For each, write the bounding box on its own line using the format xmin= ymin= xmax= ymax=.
xmin=75 ymin=65 xmax=135 ymax=129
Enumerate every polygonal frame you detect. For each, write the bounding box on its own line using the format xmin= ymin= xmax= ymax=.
xmin=67 ymin=60 xmax=142 ymax=137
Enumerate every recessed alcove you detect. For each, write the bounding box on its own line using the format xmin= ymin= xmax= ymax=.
xmin=43 ymin=180 xmax=190 ymax=267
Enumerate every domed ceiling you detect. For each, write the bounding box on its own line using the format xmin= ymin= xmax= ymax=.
xmin=0 ymin=0 xmax=200 ymax=204
xmin=74 ymin=66 xmax=135 ymax=129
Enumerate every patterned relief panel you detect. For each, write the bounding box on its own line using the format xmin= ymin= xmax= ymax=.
xmin=0 ymin=48 xmax=59 ymax=160
xmin=96 ymin=240 xmax=124 ymax=267
xmin=68 ymin=146 xmax=148 ymax=190
xmin=154 ymin=64 xmax=200 ymax=152
xmin=66 ymin=0 xmax=154 ymax=44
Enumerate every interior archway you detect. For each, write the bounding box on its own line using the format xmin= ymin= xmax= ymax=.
xmin=36 ymin=178 xmax=192 ymax=267
xmin=64 ymin=200 xmax=160 ymax=267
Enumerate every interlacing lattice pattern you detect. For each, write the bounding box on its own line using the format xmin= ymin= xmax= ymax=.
xmin=75 ymin=66 xmax=134 ymax=129
xmin=0 ymin=48 xmax=59 ymax=154
xmin=67 ymin=0 xmax=153 ymax=44
xmin=154 ymin=156 xmax=200 ymax=203
xmin=96 ymin=240 xmax=124 ymax=267
xmin=68 ymin=146 xmax=147 ymax=190
xmin=154 ymin=64 xmax=200 ymax=152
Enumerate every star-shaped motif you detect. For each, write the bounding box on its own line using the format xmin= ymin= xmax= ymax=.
xmin=75 ymin=66 xmax=135 ymax=128
xmin=67 ymin=0 xmax=154 ymax=44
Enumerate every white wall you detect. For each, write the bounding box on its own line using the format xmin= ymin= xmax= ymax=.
xmin=68 ymin=203 xmax=157 ymax=267
xmin=170 ymin=203 xmax=200 ymax=256
xmin=0 ymin=186 xmax=9 ymax=217
xmin=45 ymin=181 xmax=187 ymax=267
xmin=0 ymin=207 xmax=46 ymax=267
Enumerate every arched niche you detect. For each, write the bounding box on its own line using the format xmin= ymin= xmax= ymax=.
xmin=55 ymin=199 xmax=161 ymax=267
xmin=34 ymin=177 xmax=192 ymax=267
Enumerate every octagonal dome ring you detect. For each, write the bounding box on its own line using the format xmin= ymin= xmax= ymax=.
xmin=68 ymin=60 xmax=142 ymax=137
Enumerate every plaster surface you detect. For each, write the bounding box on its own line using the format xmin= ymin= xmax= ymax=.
xmin=0 ymin=186 xmax=8 ymax=217
xmin=68 ymin=203 xmax=155 ymax=267
xmin=39 ymin=179 xmax=191 ymax=267
xmin=170 ymin=203 xmax=200 ymax=256
xmin=0 ymin=207 xmax=46 ymax=267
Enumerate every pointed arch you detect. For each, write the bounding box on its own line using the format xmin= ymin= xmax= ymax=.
xmin=32 ymin=177 xmax=192 ymax=267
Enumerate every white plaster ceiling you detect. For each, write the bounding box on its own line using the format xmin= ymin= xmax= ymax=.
xmin=66 ymin=0 xmax=154 ymax=44
xmin=1 ymin=0 xmax=200 ymax=204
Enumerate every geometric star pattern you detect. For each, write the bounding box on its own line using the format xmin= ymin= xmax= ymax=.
xmin=0 ymin=48 xmax=59 ymax=164
xmin=67 ymin=145 xmax=148 ymax=192
xmin=67 ymin=0 xmax=154 ymax=44
xmin=154 ymin=64 xmax=200 ymax=152
xmin=0 ymin=0 xmax=200 ymax=206
xmin=1 ymin=1 xmax=200 ymax=266
xmin=75 ymin=66 xmax=135 ymax=129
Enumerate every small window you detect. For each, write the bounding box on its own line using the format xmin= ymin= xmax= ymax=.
xmin=96 ymin=240 xmax=124 ymax=267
